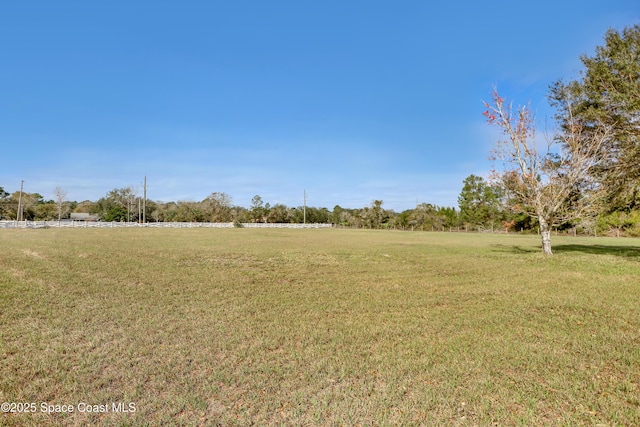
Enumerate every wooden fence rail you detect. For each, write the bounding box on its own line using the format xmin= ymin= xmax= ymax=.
xmin=0 ymin=220 xmax=333 ymax=229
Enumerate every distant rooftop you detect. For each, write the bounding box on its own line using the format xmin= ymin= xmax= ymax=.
xmin=70 ymin=213 xmax=100 ymax=221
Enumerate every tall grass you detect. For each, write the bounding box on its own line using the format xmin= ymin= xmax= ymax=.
xmin=1 ymin=229 xmax=639 ymax=425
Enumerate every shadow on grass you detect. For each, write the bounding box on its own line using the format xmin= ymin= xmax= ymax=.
xmin=493 ymin=243 xmax=640 ymax=259
xmin=553 ymin=244 xmax=640 ymax=258
xmin=492 ymin=244 xmax=539 ymax=254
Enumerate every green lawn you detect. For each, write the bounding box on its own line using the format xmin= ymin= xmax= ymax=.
xmin=1 ymin=228 xmax=639 ymax=425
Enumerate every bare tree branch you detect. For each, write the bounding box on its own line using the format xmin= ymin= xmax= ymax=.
xmin=484 ymin=89 xmax=612 ymax=254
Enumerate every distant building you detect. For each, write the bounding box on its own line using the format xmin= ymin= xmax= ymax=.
xmin=70 ymin=213 xmax=100 ymax=221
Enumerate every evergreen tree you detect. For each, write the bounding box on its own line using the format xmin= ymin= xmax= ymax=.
xmin=458 ymin=174 xmax=503 ymax=230
xmin=549 ymin=25 xmax=640 ymax=210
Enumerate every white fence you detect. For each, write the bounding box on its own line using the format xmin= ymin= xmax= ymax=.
xmin=0 ymin=220 xmax=333 ymax=229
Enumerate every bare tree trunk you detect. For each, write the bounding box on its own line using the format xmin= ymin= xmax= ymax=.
xmin=54 ymin=187 xmax=67 ymax=224
xmin=539 ymin=217 xmax=553 ymax=255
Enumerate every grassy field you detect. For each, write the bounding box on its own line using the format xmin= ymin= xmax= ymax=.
xmin=1 ymin=228 xmax=639 ymax=426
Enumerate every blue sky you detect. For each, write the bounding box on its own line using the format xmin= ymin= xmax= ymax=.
xmin=1 ymin=1 xmax=638 ymax=211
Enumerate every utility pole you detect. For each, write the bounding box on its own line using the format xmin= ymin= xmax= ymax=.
xmin=143 ymin=176 xmax=147 ymax=223
xmin=17 ymin=180 xmax=24 ymax=222
xmin=303 ymin=190 xmax=306 ymax=224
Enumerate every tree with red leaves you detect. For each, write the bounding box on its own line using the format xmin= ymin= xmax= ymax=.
xmin=484 ymin=89 xmax=611 ymax=255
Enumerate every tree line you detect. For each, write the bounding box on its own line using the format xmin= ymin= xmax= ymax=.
xmin=2 ymin=173 xmax=638 ymax=237
xmin=0 ymin=185 xmax=460 ymax=230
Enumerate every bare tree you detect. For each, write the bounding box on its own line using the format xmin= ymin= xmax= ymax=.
xmin=54 ymin=187 xmax=68 ymax=222
xmin=484 ymin=90 xmax=611 ymax=255
xmin=202 ymin=192 xmax=233 ymax=222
